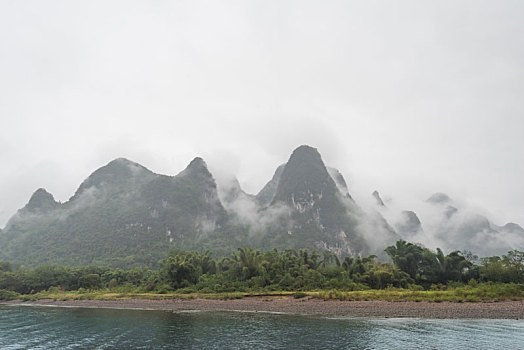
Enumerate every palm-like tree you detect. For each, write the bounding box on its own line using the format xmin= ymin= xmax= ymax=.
xmin=385 ymin=240 xmax=423 ymax=279
xmin=420 ymin=248 xmax=471 ymax=283
xmin=235 ymin=248 xmax=262 ymax=279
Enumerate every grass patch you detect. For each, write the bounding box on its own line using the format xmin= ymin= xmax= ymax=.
xmin=312 ymin=284 xmax=524 ymax=302
xmin=0 ymin=289 xmax=20 ymax=301
xmin=15 ymin=290 xmax=295 ymax=302
xmin=9 ymin=284 xmax=523 ymax=303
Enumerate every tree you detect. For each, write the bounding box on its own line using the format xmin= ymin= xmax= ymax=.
xmin=78 ymin=274 xmax=102 ymax=289
xmin=234 ymin=248 xmax=262 ymax=280
xmin=0 ymin=262 xmax=12 ymax=272
xmin=502 ymin=250 xmax=524 ymax=283
xmin=162 ymin=252 xmax=200 ymax=288
xmin=385 ymin=240 xmax=423 ymax=279
xmin=444 ymin=250 xmax=471 ymax=282
xmin=419 ymin=248 xmax=471 ymax=284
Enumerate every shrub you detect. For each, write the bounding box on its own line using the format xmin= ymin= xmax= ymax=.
xmin=78 ymin=274 xmax=102 ymax=289
xmin=47 ymin=286 xmax=61 ymax=293
xmin=0 ymin=289 xmax=19 ymax=301
xmin=108 ymin=278 xmax=119 ymax=289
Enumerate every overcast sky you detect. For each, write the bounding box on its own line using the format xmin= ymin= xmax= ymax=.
xmin=1 ymin=0 xmax=523 ymax=228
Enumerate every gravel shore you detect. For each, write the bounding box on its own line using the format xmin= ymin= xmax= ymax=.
xmin=4 ymin=297 xmax=524 ymax=319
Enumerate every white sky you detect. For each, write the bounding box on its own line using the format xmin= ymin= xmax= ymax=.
xmin=1 ymin=0 xmax=523 ymax=228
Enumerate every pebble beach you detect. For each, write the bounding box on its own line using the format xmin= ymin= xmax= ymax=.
xmin=4 ymin=297 xmax=524 ymax=319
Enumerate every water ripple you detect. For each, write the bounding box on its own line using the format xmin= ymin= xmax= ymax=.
xmin=1 ymin=306 xmax=523 ymax=349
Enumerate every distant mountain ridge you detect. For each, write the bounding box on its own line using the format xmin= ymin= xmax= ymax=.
xmin=380 ymin=192 xmax=524 ymax=257
xmin=1 ymin=145 xmax=523 ymax=267
xmin=1 ymin=157 xmax=238 ymax=267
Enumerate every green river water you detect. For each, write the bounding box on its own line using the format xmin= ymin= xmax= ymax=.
xmin=0 ymin=305 xmax=523 ymax=349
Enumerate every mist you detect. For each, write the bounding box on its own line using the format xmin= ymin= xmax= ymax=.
xmin=1 ymin=0 xmax=524 ymax=237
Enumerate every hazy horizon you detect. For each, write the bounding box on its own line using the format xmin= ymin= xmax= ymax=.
xmin=2 ymin=1 xmax=524 ymax=228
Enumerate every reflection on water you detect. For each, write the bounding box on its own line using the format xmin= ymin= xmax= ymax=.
xmin=0 ymin=305 xmax=523 ymax=349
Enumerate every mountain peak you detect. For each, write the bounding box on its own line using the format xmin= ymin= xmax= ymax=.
xmin=289 ymin=145 xmax=322 ymax=163
xmin=180 ymin=157 xmax=213 ymax=178
xmin=187 ymin=157 xmax=207 ymax=170
xmin=427 ymin=192 xmax=451 ymax=204
xmin=25 ymin=188 xmax=59 ymax=212
xmin=88 ymin=157 xmax=150 ymax=177
xmin=266 ymin=145 xmax=368 ymax=255
xmin=502 ymin=222 xmax=524 ymax=233
xmin=72 ymin=158 xmax=153 ymax=200
xmin=372 ymin=190 xmax=385 ymax=206
xmin=109 ymin=157 xmax=133 ymax=164
xmin=273 ymin=145 xmax=335 ymax=204
xmin=103 ymin=157 xmax=149 ymax=173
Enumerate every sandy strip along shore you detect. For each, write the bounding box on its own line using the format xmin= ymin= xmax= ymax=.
xmin=3 ymin=297 xmax=524 ymax=319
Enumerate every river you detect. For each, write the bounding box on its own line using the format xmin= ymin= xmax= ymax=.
xmin=1 ymin=305 xmax=523 ymax=349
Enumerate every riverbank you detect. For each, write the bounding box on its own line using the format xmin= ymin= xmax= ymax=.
xmin=3 ymin=297 xmax=524 ymax=319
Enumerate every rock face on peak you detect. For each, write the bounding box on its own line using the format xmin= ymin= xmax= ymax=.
xmin=256 ymin=164 xmax=285 ymax=207
xmin=181 ymin=157 xmax=210 ymax=177
xmin=4 ymin=188 xmax=61 ymax=232
xmin=328 ymin=167 xmax=351 ymax=198
xmin=272 ymin=145 xmax=339 ymax=206
xmin=170 ymin=157 xmax=221 ymax=212
xmin=71 ymin=158 xmax=155 ymax=200
xmin=253 ymin=145 xmax=371 ymax=256
xmin=6 ymin=188 xmax=60 ymax=229
xmin=24 ymin=188 xmax=59 ymax=213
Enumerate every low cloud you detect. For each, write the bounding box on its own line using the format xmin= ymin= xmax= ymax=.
xmin=374 ymin=191 xmax=524 ymax=257
xmin=216 ymin=175 xmax=291 ymax=237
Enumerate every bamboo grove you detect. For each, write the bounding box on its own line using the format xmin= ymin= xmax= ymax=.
xmin=0 ymin=240 xmax=523 ymax=300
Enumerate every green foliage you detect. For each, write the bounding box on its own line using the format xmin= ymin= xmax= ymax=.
xmin=78 ymin=274 xmax=102 ymax=289
xmin=162 ymin=251 xmax=202 ymax=289
xmin=384 ymin=240 xmax=423 ymax=279
xmin=108 ymin=278 xmax=118 ymax=289
xmin=0 ymin=158 xmax=231 ymax=268
xmin=0 ymin=289 xmax=19 ymax=300
xmin=315 ymin=283 xmax=524 ymax=302
xmin=479 ymin=250 xmax=524 ymax=283
xmin=0 ymin=241 xmax=522 ymax=300
xmin=385 ymin=240 xmax=474 ymax=286
xmin=0 ymin=262 xmax=12 ymax=272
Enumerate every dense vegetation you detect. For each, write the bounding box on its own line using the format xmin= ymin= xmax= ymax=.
xmin=0 ymin=158 xmax=247 ymax=268
xmin=0 ymin=240 xmax=523 ymax=302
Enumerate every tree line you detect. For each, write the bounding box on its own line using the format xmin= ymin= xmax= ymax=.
xmin=0 ymin=240 xmax=523 ymax=296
